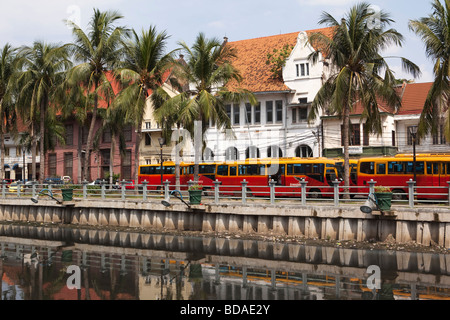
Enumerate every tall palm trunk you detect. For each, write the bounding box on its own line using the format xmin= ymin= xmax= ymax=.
xmin=39 ymin=97 xmax=47 ymax=183
xmin=110 ymin=133 xmax=116 ymax=185
xmin=0 ymin=131 xmax=4 ymax=180
xmin=31 ymin=122 xmax=37 ymax=182
xmin=342 ymin=99 xmax=350 ymax=200
xmin=83 ymin=92 xmax=98 ymax=182
xmin=77 ymin=125 xmax=82 ymax=183
xmin=134 ymin=126 xmax=141 ymax=189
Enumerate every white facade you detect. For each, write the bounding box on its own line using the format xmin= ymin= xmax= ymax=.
xmin=197 ymin=31 xmax=329 ymax=162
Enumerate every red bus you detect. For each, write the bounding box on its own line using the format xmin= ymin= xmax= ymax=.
xmin=181 ymin=163 xmax=217 ymax=192
xmin=138 ymin=161 xmax=184 ymax=190
xmin=357 ymin=154 xmax=450 ymax=200
xmin=215 ymin=158 xmax=342 ymax=198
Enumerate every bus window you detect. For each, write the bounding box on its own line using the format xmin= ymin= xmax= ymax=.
xmin=306 ymin=163 xmax=324 ymax=183
xmin=238 ymin=164 xmax=265 ymax=176
xmin=217 ymin=165 xmax=228 ymax=176
xmin=230 ymin=166 xmax=237 ymax=176
xmin=446 ymin=163 xmax=450 ymax=175
xmin=406 ymin=161 xmax=425 ymax=174
xmin=388 ymin=161 xmax=405 ymax=174
xmin=164 ymin=166 xmax=175 ymax=174
xmin=199 ymin=165 xmax=216 ymax=174
xmin=426 ymin=162 xmax=440 ymax=174
xmin=360 ymin=162 xmax=375 ymax=174
xmin=376 ymin=163 xmax=386 ymax=175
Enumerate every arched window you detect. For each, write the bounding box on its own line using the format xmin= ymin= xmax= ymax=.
xmin=295 ymin=145 xmax=313 ymax=158
xmin=267 ymin=145 xmax=283 ymax=158
xmin=225 ymin=147 xmax=239 ymax=161
xmin=203 ymin=148 xmax=215 ymax=161
xmin=245 ymin=146 xmax=260 ymax=159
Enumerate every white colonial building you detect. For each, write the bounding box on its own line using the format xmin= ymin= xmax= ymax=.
xmin=197 ymin=28 xmax=334 ymax=162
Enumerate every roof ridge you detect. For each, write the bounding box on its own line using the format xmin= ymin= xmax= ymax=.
xmin=228 ymin=27 xmax=334 ymax=44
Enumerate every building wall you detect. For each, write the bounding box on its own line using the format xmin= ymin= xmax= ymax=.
xmin=46 ymin=117 xmax=137 ymax=184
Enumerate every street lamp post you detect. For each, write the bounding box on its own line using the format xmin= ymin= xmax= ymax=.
xmin=410 ymin=126 xmax=418 ymax=183
xmin=158 ymin=137 xmax=165 ymax=187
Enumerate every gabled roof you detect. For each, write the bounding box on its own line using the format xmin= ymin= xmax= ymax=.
xmin=396 ymin=82 xmax=433 ymax=115
xmin=225 ymin=28 xmax=334 ymax=93
xmin=323 ymin=82 xmax=433 ymax=119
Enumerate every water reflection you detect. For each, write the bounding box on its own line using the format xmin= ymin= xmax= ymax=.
xmin=0 ymin=223 xmax=450 ymax=300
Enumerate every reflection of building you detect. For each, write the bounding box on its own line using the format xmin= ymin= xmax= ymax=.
xmin=2 ymin=229 xmax=450 ymax=301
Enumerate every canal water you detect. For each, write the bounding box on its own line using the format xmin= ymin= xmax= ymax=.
xmin=1 ymin=222 xmax=449 ymax=301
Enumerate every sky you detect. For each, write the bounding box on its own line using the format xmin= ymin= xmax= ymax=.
xmin=0 ymin=0 xmax=437 ymax=82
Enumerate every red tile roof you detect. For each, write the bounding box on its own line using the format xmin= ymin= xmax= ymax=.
xmin=396 ymin=82 xmax=433 ymax=115
xmin=225 ymin=28 xmax=334 ymax=93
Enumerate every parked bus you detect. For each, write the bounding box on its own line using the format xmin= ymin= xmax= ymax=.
xmin=182 ymin=162 xmax=217 ymax=192
xmin=138 ymin=161 xmax=186 ymax=190
xmin=357 ymin=154 xmax=450 ymax=200
xmin=215 ymin=157 xmax=343 ymax=198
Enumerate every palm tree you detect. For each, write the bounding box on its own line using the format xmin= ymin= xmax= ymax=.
xmin=173 ymin=33 xmax=256 ymax=182
xmin=15 ymin=41 xmax=71 ymax=183
xmin=116 ymin=26 xmax=176 ymax=188
xmin=66 ymin=8 xmax=129 ymax=182
xmin=0 ymin=44 xmax=17 ymax=180
xmin=409 ymin=0 xmax=450 ymax=140
xmin=307 ymin=2 xmax=420 ymax=193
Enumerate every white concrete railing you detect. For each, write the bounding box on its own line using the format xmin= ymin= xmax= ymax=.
xmin=3 ymin=178 xmax=450 ymax=209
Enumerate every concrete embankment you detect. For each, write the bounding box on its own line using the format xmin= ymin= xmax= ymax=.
xmin=0 ymin=198 xmax=449 ymax=248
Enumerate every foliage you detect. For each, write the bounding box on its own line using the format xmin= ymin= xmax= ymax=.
xmin=374 ymin=186 xmax=392 ymax=193
xmin=409 ymin=0 xmax=450 ymax=140
xmin=266 ymin=44 xmax=294 ymax=80
xmin=188 ymin=184 xmax=203 ymax=191
xmin=307 ymin=2 xmax=420 ymax=194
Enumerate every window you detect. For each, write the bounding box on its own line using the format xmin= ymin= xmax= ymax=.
xmin=121 ymin=150 xmax=132 ymax=179
xmin=4 ymin=147 xmax=9 ymax=157
xmin=16 ymin=147 xmax=22 ymax=157
xmin=388 ymin=161 xmax=425 ymax=174
xmin=226 ymin=105 xmax=231 ymax=122
xmin=230 ymin=166 xmax=237 ymax=176
xmin=392 ymin=131 xmax=396 ymax=147
xmin=433 ymin=125 xmax=446 ymax=145
xmin=145 ymin=133 xmax=151 ymax=146
xmin=102 ymin=127 xmax=111 ymax=144
xmin=217 ymin=165 xmax=228 ymax=176
xmin=65 ymin=124 xmax=73 ymax=146
xmin=296 ymin=63 xmax=310 ymax=77
xmin=266 ymin=101 xmax=273 ymax=124
xmin=82 ymin=126 xmax=88 ymax=144
xmin=225 ymin=147 xmax=239 ymax=161
xmin=295 ymin=145 xmax=313 ymax=158
xmin=245 ymin=146 xmax=260 ymax=159
xmin=245 ymin=103 xmax=252 ymax=125
xmin=268 ymin=146 xmax=282 ymax=158
xmin=363 ymin=124 xmax=369 ymax=146
xmin=123 ymin=125 xmax=132 ymax=142
xmin=254 ymin=103 xmax=261 ymax=124
xmin=64 ymin=153 xmax=73 ymax=177
xmin=233 ymin=104 xmax=240 ymax=125
xmin=292 ymin=107 xmax=307 ymax=123
xmin=341 ymin=124 xmax=361 ymax=146
xmin=145 ymin=122 xmax=152 ymax=130
xmin=275 ymin=100 xmax=283 ymax=123
xmin=360 ymin=162 xmax=375 ymax=174
xmin=377 ymin=163 xmax=386 ymax=175
xmin=49 ymin=153 xmax=57 ymax=177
